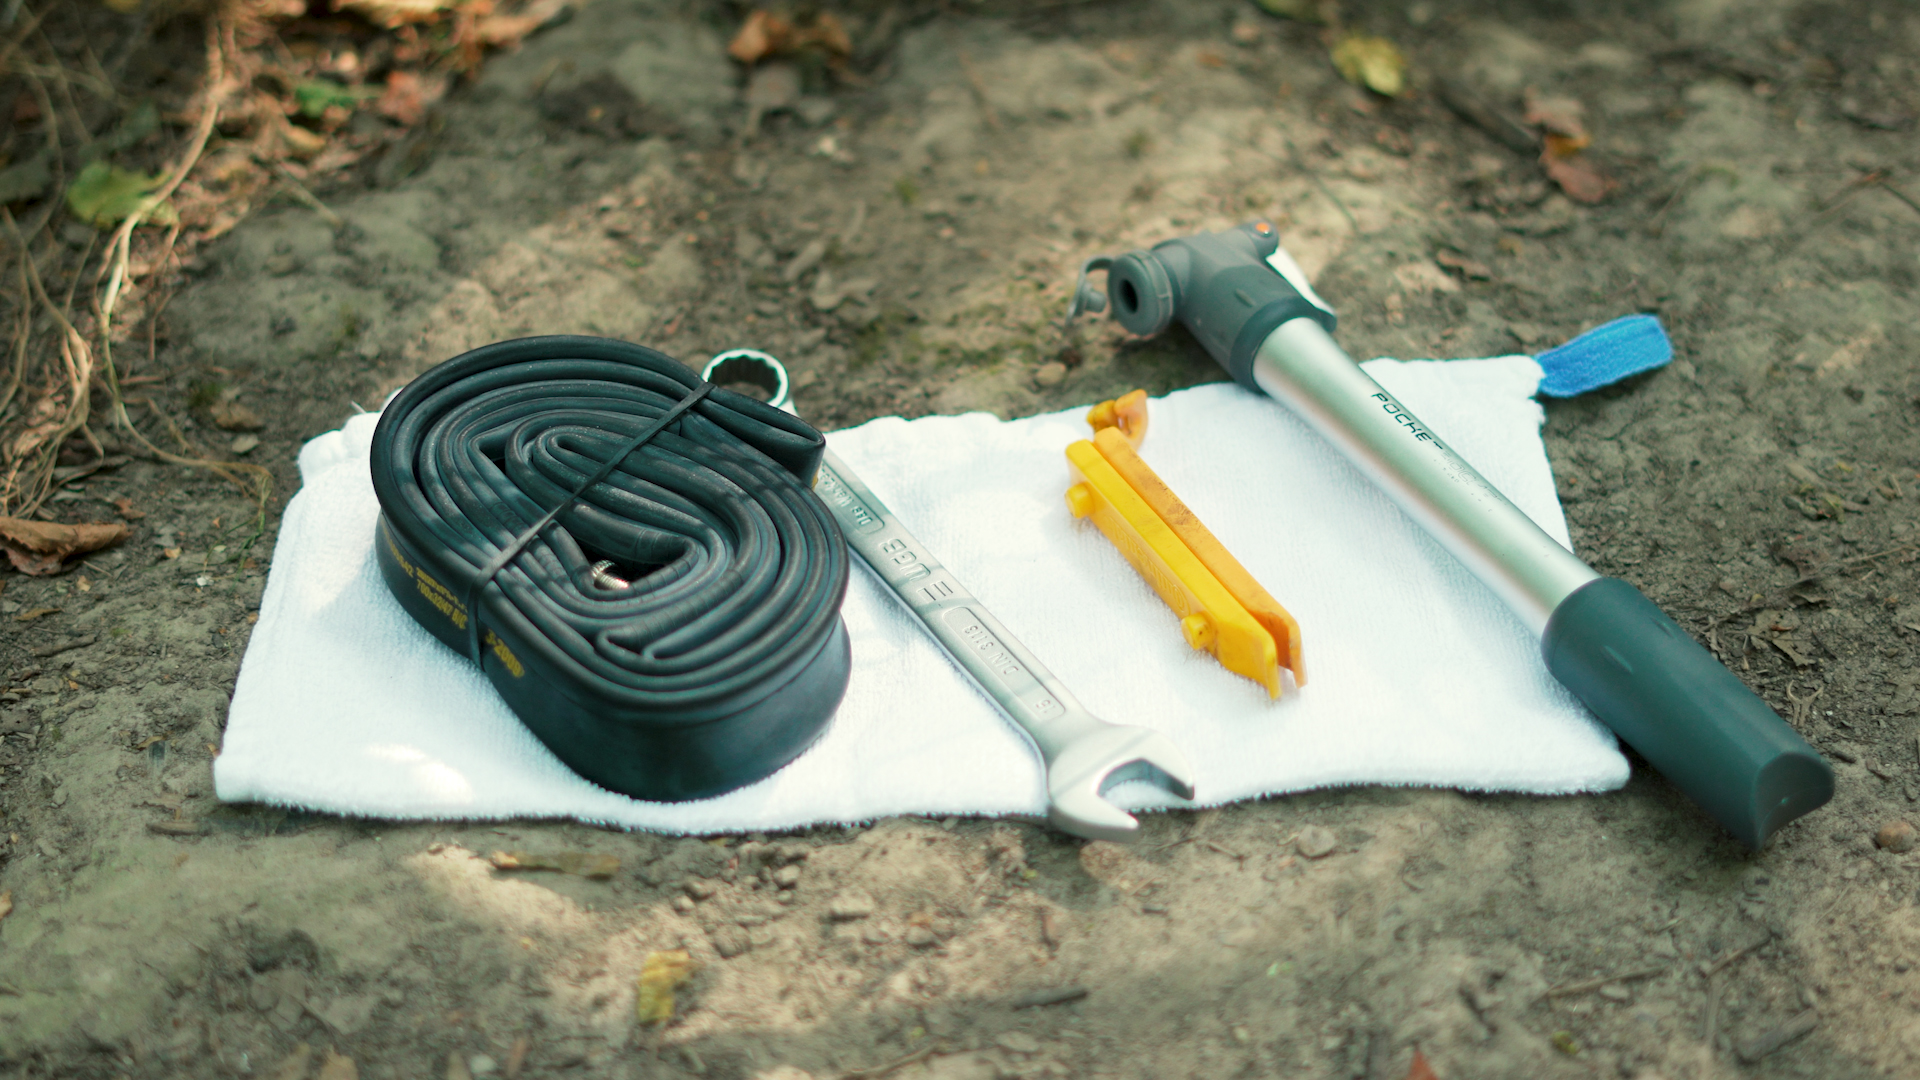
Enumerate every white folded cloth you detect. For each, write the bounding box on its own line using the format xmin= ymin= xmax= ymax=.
xmin=216 ymin=353 xmax=1627 ymax=831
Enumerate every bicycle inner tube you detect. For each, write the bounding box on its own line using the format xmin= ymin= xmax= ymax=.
xmin=368 ymin=335 xmax=851 ymax=802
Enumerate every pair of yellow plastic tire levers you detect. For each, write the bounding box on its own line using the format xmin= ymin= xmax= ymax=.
xmin=1066 ymin=389 xmax=1304 ymax=699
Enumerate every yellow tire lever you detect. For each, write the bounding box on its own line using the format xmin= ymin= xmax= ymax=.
xmin=1066 ymin=410 xmax=1303 ymax=697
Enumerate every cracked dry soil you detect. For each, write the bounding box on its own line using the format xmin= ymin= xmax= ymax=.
xmin=5 ymin=1 xmax=1920 ymax=1078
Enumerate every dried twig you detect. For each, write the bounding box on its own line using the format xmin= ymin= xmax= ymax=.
xmin=0 ymin=257 xmax=29 ymax=421
xmin=1009 ymin=985 xmax=1089 ymax=1009
xmin=83 ymin=13 xmax=271 ymax=509
xmin=955 ymin=47 xmax=1000 ymax=130
xmin=1718 ymin=542 xmax=1920 ymax=622
xmin=95 ymin=16 xmax=226 ymax=364
xmin=838 ymin=1043 xmax=941 ymax=1080
xmin=1546 ymin=965 xmax=1668 ymax=998
xmin=1878 ymin=178 xmax=1920 ymax=218
xmin=1702 ymin=931 xmax=1772 ymax=978
xmin=12 ymin=57 xmax=115 ymax=101
xmin=268 ymin=161 xmax=345 ymax=228
xmin=1198 ymin=838 xmax=1245 ymax=861
xmin=2 ymin=205 xmax=98 ymax=517
xmin=1786 ymin=169 xmax=1893 ymax=247
xmin=1736 ymin=1009 xmax=1819 ymax=1064
xmin=1436 ymin=76 xmax=1539 ymax=156
xmin=1702 ymin=971 xmax=1725 ymax=1059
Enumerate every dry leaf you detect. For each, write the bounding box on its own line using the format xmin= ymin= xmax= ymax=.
xmin=208 ymin=398 xmax=265 ymax=431
xmin=1542 ymin=131 xmax=1590 ymax=157
xmin=1406 ymin=1049 xmax=1439 ymax=1080
xmin=1541 ymin=152 xmax=1616 ymax=204
xmin=1819 ymin=328 xmax=1882 ymax=376
xmin=112 ymin=496 xmax=146 ymax=520
xmin=504 ymin=1036 xmax=530 ymax=1079
xmin=488 ymin=850 xmax=620 ymax=879
xmin=8 ymin=426 xmax=61 ymax=462
xmin=1523 ymin=90 xmax=1589 ymax=142
xmin=7 ymin=397 xmax=65 ymax=462
xmin=14 ymin=606 xmax=60 ymax=620
xmin=269 ymin=1045 xmax=313 ymax=1080
xmin=317 ymin=1050 xmax=359 ymax=1080
xmin=798 ymin=12 xmax=850 ymax=57
xmin=1331 ymin=35 xmax=1407 ymax=97
xmin=280 ymin=123 xmax=329 ymax=159
xmin=334 ymin=0 xmax=456 ymax=28
xmin=635 ymin=949 xmax=695 ymax=1024
xmin=475 ymin=14 xmax=540 ymax=46
xmin=0 ymin=889 xmax=12 ymax=922
xmin=728 ymin=10 xmax=777 ymax=63
xmin=1434 ymin=251 xmax=1492 ymax=280
xmin=1526 ymin=89 xmax=1610 ymax=203
xmin=377 ymin=70 xmax=450 ymax=126
xmin=728 ymin=9 xmax=851 ymax=66
xmin=0 ymin=517 xmax=129 ymax=576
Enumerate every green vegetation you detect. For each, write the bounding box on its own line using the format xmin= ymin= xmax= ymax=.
xmin=293 ymin=80 xmax=380 ymax=118
xmin=187 ymin=380 xmax=226 ymax=410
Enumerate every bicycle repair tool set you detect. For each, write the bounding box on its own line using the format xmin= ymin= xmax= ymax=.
xmin=243 ymin=221 xmax=1832 ymax=848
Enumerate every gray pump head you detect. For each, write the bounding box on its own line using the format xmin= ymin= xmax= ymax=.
xmin=1066 ymin=220 xmax=1339 ymax=390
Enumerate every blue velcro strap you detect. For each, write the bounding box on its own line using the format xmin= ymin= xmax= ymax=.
xmin=1534 ymin=314 xmax=1672 ymax=398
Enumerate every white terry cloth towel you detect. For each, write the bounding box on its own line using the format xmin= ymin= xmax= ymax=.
xmin=216 ymin=353 xmax=1628 ymax=832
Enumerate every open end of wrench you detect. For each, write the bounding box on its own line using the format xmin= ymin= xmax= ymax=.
xmin=1045 ymin=726 xmax=1196 ymax=844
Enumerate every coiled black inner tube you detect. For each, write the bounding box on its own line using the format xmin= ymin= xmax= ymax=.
xmin=368 ymin=335 xmax=850 ymax=802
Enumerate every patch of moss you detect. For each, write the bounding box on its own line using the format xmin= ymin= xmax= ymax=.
xmin=932 ymin=337 xmax=1041 ymax=371
xmin=187 ymin=381 xmax=226 ymax=411
xmin=327 ymin=303 xmax=368 ymax=355
xmin=853 ymin=308 xmax=920 ymax=369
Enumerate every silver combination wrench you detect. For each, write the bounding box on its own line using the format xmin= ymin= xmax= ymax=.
xmin=702 ymin=349 xmax=1196 ymax=843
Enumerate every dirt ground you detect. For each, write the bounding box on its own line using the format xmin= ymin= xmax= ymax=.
xmin=4 ymin=0 xmax=1920 ymax=1076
